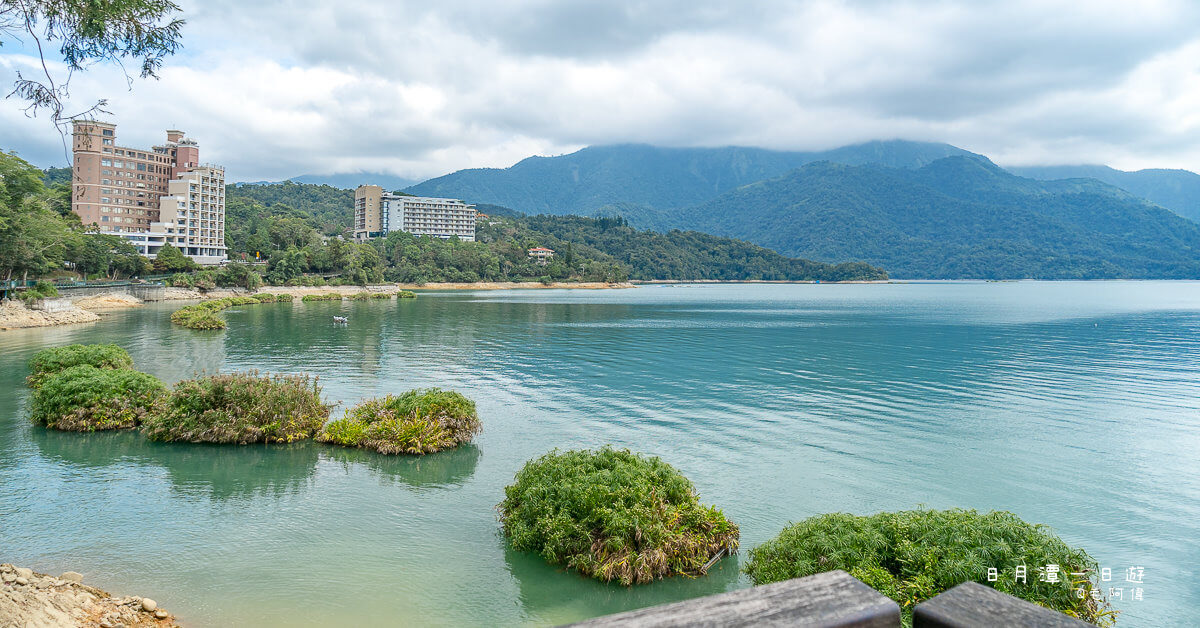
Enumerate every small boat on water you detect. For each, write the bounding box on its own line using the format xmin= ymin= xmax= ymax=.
xmin=333 ymin=316 xmax=348 ymax=324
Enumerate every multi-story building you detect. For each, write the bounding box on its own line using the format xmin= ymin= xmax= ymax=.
xmin=354 ymin=185 xmax=475 ymax=242
xmin=71 ymin=121 xmax=227 ymax=264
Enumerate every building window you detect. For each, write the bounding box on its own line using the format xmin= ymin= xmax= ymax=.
xmin=102 ymin=138 xmax=113 ymax=146
xmin=102 ymin=129 xmax=113 ymax=137
xmin=101 ymin=159 xmax=112 ymax=167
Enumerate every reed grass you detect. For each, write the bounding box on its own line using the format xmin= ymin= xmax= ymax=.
xmin=318 ymin=389 xmax=480 ymax=455
xmin=170 ymin=295 xmax=292 ymax=329
xmin=141 ymin=371 xmax=331 ymax=444
xmin=498 ymin=447 xmax=739 ymax=585
xmin=29 ymin=365 xmax=167 ymax=431
xmin=26 ymin=343 xmax=134 ymax=389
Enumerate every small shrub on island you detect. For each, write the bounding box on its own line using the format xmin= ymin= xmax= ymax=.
xmin=498 ymin=447 xmax=739 ymax=586
xmin=318 ymin=388 xmax=480 ymax=455
xmin=301 ymin=293 xmax=343 ymax=302
xmin=170 ymin=295 xmax=294 ymax=329
xmin=30 ymin=365 xmax=167 ymax=431
xmin=26 ymin=343 xmax=134 ymax=389
xmin=398 ymin=290 xmax=416 ymax=298
xmin=744 ymin=508 xmax=1116 ymax=626
xmin=141 ymin=372 xmax=331 ymax=444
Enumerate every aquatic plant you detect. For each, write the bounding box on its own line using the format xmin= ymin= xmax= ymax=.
xmin=348 ymin=291 xmax=399 ymax=300
xmin=744 ymin=508 xmax=1116 ymax=627
xmin=30 ymin=365 xmax=167 ymax=431
xmin=498 ymin=447 xmax=739 ymax=586
xmin=141 ymin=372 xmax=331 ymax=444
xmin=169 ymin=295 xmax=292 ymax=329
xmin=26 ymin=343 xmax=134 ymax=388
xmin=398 ymin=290 xmax=417 ymax=298
xmin=318 ymin=389 xmax=480 ymax=455
xmin=300 ymin=293 xmax=343 ymax=302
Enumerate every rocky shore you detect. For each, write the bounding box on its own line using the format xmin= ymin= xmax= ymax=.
xmin=0 ymin=564 xmax=177 ymax=627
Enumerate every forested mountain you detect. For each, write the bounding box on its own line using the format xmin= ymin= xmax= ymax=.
xmin=661 ymin=157 xmax=1200 ymax=279
xmin=405 ymin=140 xmax=978 ymax=214
xmin=1010 ymin=164 xmax=1200 ymax=223
xmin=227 ymin=182 xmax=353 ymax=235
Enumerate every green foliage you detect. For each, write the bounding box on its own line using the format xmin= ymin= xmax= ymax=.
xmin=30 ymin=365 xmax=167 ymax=431
xmin=318 ymin=389 xmax=481 ymax=455
xmin=152 ymin=243 xmax=197 ymax=273
xmin=170 ymin=272 xmax=194 ymax=288
xmin=745 ymin=509 xmax=1116 ymax=626
xmin=170 ymin=295 xmax=291 ymax=330
xmin=215 ymin=262 xmax=263 ymax=290
xmin=68 ymin=233 xmax=150 ymax=279
xmin=26 ymin=343 xmax=134 ymax=388
xmin=348 ymin=290 xmax=397 ymax=300
xmin=499 ymin=447 xmax=739 ymax=585
xmin=141 ymin=372 xmax=331 ymax=444
xmin=0 ymin=151 xmax=80 ymax=282
xmin=18 ymin=279 xmax=61 ymax=303
xmin=301 ymin=293 xmax=343 ymax=302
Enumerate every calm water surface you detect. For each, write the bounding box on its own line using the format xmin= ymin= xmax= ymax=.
xmin=2 ymin=282 xmax=1198 ymax=626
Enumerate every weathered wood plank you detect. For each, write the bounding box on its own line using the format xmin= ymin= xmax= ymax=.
xmin=913 ymin=581 xmax=1092 ymax=627
xmin=566 ymin=569 xmax=900 ymax=627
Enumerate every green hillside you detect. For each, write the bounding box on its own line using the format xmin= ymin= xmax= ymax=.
xmin=405 ymin=141 xmax=977 ymax=214
xmin=1010 ymin=164 xmax=1200 ymax=223
xmin=666 ymin=157 xmax=1200 ymax=279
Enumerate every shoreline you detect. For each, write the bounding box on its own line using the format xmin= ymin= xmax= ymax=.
xmin=0 ymin=563 xmax=178 ymax=626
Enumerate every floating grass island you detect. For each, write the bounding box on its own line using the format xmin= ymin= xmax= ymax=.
xmin=141 ymin=372 xmax=331 ymax=444
xmin=170 ymin=294 xmax=294 ymax=330
xmin=30 ymin=365 xmax=167 ymax=431
xmin=26 ymin=343 xmax=134 ymax=389
xmin=498 ymin=447 xmax=739 ymax=585
xmin=745 ymin=508 xmax=1115 ymax=626
xmin=318 ymin=389 xmax=480 ymax=455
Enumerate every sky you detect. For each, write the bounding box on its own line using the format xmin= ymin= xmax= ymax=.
xmin=3 ymin=0 xmax=1200 ymax=183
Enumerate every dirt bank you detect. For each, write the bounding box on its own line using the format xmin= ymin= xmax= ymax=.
xmin=0 ymin=563 xmax=178 ymax=627
xmin=72 ymin=293 xmax=143 ymax=310
xmin=0 ymin=300 xmax=100 ymax=330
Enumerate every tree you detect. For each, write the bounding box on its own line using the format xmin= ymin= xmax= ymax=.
xmin=0 ymin=150 xmax=80 ymax=280
xmin=151 ymin=243 xmax=195 ymax=273
xmin=1 ymin=1 xmax=184 ymax=137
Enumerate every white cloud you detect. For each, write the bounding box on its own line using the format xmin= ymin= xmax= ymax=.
xmin=3 ymin=0 xmax=1200 ymax=180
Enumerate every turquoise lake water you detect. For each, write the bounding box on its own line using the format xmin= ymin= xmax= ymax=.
xmin=2 ymin=282 xmax=1198 ymax=626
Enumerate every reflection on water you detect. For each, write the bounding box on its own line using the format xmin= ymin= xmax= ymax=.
xmin=2 ymin=283 xmax=1200 ymax=626
xmin=320 ymin=443 xmax=482 ymax=489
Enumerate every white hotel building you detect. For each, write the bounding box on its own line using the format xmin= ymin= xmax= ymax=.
xmin=354 ymin=185 xmax=475 ymax=241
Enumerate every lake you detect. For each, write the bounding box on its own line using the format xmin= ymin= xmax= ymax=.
xmin=2 ymin=282 xmax=1198 ymax=626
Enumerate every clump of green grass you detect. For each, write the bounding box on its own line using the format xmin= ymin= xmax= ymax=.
xmin=349 ymin=291 xmax=397 ymax=300
xmin=30 ymin=365 xmax=167 ymax=431
xmin=318 ymin=388 xmax=480 ymax=455
xmin=141 ymin=371 xmax=331 ymax=444
xmin=498 ymin=447 xmax=739 ymax=586
xmin=170 ymin=295 xmax=293 ymax=329
xmin=301 ymin=293 xmax=343 ymax=302
xmin=26 ymin=343 xmax=134 ymax=389
xmin=745 ymin=509 xmax=1116 ymax=627
xmin=398 ymin=290 xmax=416 ymax=298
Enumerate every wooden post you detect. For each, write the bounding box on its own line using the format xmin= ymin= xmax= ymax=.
xmin=913 ymin=581 xmax=1092 ymax=627
xmin=566 ymin=569 xmax=900 ymax=627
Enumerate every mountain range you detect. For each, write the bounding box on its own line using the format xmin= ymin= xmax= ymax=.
xmin=1009 ymin=164 xmax=1200 ymax=223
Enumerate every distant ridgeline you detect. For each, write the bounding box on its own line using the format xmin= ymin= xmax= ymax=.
xmin=404 ymin=141 xmax=1200 ymax=279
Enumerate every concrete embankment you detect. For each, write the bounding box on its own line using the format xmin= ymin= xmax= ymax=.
xmin=0 ymin=563 xmax=178 ymax=627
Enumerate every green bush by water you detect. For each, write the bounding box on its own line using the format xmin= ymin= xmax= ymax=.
xmin=26 ymin=343 xmax=134 ymax=388
xmin=300 ymin=293 xmax=343 ymax=302
xmin=744 ymin=509 xmax=1116 ymax=626
xmin=30 ymin=365 xmax=167 ymax=431
xmin=498 ymin=447 xmax=739 ymax=586
xmin=141 ymin=372 xmax=331 ymax=444
xmin=318 ymin=389 xmax=480 ymax=455
xmin=170 ymin=295 xmax=292 ymax=330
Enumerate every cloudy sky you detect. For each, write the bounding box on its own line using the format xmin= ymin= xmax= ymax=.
xmin=3 ymin=0 xmax=1200 ymax=182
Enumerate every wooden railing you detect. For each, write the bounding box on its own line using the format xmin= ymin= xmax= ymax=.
xmin=568 ymin=570 xmax=1091 ymax=627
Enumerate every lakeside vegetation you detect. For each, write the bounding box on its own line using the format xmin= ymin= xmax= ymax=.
xmin=498 ymin=447 xmax=739 ymax=585
xmin=26 ymin=343 xmax=133 ymax=388
xmin=30 ymin=365 xmax=167 ymax=431
xmin=141 ymin=372 xmax=331 ymax=444
xmin=170 ymin=294 xmax=294 ymax=330
xmin=745 ymin=508 xmax=1115 ymax=626
xmin=318 ymin=389 xmax=480 ymax=455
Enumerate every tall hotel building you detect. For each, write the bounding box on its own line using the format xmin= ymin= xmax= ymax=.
xmin=71 ymin=121 xmax=227 ymax=264
xmin=354 ymin=185 xmax=475 ymax=242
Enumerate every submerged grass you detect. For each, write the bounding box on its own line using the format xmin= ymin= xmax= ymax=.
xmin=744 ymin=508 xmax=1116 ymax=626
xmin=141 ymin=371 xmax=331 ymax=444
xmin=26 ymin=343 xmax=134 ymax=389
xmin=30 ymin=365 xmax=168 ymax=431
xmin=498 ymin=447 xmax=739 ymax=586
xmin=318 ymin=388 xmax=480 ymax=455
